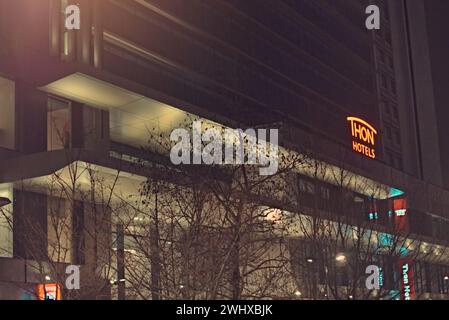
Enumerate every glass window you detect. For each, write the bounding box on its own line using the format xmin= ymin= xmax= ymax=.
xmin=383 ymin=101 xmax=390 ymax=115
xmin=299 ymin=178 xmax=315 ymax=194
xmin=0 ymin=76 xmax=15 ymax=149
xmin=378 ymin=49 xmax=386 ymax=63
xmin=385 ymin=126 xmax=392 ymax=140
xmin=388 ymin=56 xmax=394 ymax=69
xmin=394 ymin=131 xmax=401 ymax=145
xmin=395 ymin=155 xmax=403 ymax=171
xmin=385 ymin=31 xmax=392 ymax=44
xmin=381 ymin=74 xmax=388 ymax=89
xmin=384 ymin=3 xmax=390 ymax=21
xmin=392 ymin=105 xmax=399 ymax=119
xmin=47 ymin=97 xmax=71 ymax=151
xmin=386 ymin=150 xmax=394 ymax=166
xmin=0 ymin=184 xmax=13 ymax=258
xmin=47 ymin=196 xmax=72 ymax=263
xmin=391 ymin=79 xmax=397 ymax=94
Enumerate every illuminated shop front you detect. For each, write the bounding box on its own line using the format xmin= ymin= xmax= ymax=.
xmin=36 ymin=283 xmax=62 ymax=300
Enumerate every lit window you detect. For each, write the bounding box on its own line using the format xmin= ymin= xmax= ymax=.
xmin=264 ymin=208 xmax=282 ymax=224
xmin=47 ymin=97 xmax=71 ymax=151
xmin=0 ymin=76 xmax=15 ymax=149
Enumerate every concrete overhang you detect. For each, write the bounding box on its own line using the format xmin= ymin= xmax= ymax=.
xmin=0 ymin=149 xmax=146 ymax=204
xmin=40 ymin=72 xmax=145 ymax=110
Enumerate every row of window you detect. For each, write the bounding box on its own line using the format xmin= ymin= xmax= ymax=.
xmin=291 ymin=240 xmax=449 ymax=297
xmin=376 ymin=24 xmax=392 ymax=46
xmin=414 ymin=261 xmax=449 ymax=295
xmin=378 ymin=48 xmax=395 ymax=71
xmin=384 ymin=123 xmax=401 ymax=146
xmin=382 ymin=100 xmax=400 ymax=120
xmin=385 ymin=148 xmax=403 ymax=171
xmin=370 ymin=1 xmax=404 ymax=172
xmin=297 ymin=176 xmax=449 ymax=244
xmin=380 ymin=72 xmax=397 ymax=95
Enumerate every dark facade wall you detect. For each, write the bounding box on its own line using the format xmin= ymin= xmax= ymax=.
xmin=100 ymin=0 xmax=380 ymax=153
xmin=1 ymin=0 xmax=385 ymax=170
xmin=423 ymin=0 xmax=449 ymax=189
xmin=388 ymin=0 xmax=422 ymax=180
xmin=404 ymin=0 xmax=444 ymax=188
xmin=15 ymin=83 xmax=48 ymax=154
xmin=0 ymin=0 xmax=51 ymax=80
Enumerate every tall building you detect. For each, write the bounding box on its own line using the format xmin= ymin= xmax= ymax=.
xmin=0 ymin=0 xmax=449 ymax=300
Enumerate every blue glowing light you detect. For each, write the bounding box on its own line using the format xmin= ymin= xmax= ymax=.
xmin=389 ymin=187 xmax=404 ymax=198
xmin=379 ymin=267 xmax=384 ymax=287
xmin=399 ymin=246 xmax=408 ymax=256
xmin=378 ymin=233 xmax=394 ymax=247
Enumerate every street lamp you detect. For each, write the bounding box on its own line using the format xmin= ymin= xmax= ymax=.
xmin=335 ymin=253 xmax=347 ymax=263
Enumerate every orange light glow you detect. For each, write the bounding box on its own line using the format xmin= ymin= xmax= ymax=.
xmin=36 ymin=283 xmax=62 ymax=300
xmin=347 ymin=117 xmax=377 ymax=159
xmin=264 ymin=208 xmax=282 ymax=224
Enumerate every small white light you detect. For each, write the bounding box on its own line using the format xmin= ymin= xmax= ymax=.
xmin=306 ymin=258 xmax=313 ymax=263
xmin=119 ymin=279 xmax=126 ymax=282
xmin=179 ymin=284 xmax=185 ymax=289
xmin=349 ymin=295 xmax=353 ymax=299
xmin=294 ymin=290 xmax=302 ymax=296
xmin=444 ymin=276 xmax=449 ymax=281
xmin=45 ymin=275 xmax=51 ymax=281
xmin=335 ymin=253 xmax=346 ymax=262
xmin=265 ymin=208 xmax=282 ymax=224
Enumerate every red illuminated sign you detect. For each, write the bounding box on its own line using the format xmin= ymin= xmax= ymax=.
xmin=347 ymin=117 xmax=377 ymax=159
xmin=36 ymin=283 xmax=62 ymax=300
xmin=393 ymin=198 xmax=409 ymax=232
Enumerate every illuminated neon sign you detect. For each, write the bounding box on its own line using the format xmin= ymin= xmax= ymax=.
xmin=399 ymin=261 xmax=414 ymax=300
xmin=347 ymin=117 xmax=377 ymax=159
xmin=393 ymin=198 xmax=409 ymax=232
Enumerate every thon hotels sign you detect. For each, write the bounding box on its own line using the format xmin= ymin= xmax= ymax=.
xmin=347 ymin=117 xmax=377 ymax=159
